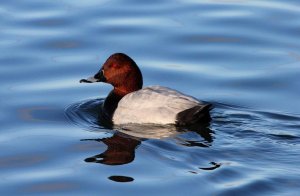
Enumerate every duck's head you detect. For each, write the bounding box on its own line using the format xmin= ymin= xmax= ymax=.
xmin=80 ymin=53 xmax=143 ymax=96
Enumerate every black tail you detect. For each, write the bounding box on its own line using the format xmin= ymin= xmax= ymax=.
xmin=176 ymin=104 xmax=212 ymax=126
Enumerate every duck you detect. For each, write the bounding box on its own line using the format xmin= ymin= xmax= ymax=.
xmin=80 ymin=53 xmax=212 ymax=126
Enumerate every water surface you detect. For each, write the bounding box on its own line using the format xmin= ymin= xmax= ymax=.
xmin=1 ymin=0 xmax=300 ymax=195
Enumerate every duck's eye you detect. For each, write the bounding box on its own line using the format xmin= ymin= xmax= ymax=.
xmin=109 ymin=63 xmax=118 ymax=68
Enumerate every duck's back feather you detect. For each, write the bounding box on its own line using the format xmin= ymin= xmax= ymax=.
xmin=112 ymin=86 xmax=210 ymax=125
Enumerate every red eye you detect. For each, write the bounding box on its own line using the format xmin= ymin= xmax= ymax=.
xmin=111 ymin=63 xmax=117 ymax=68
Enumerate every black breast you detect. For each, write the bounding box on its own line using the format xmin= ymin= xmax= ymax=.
xmin=99 ymin=91 xmax=123 ymax=128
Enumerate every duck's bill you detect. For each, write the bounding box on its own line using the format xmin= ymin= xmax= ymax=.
xmin=80 ymin=76 xmax=100 ymax=83
xmin=80 ymin=70 xmax=106 ymax=83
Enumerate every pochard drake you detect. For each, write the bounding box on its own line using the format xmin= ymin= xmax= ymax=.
xmin=80 ymin=53 xmax=212 ymax=126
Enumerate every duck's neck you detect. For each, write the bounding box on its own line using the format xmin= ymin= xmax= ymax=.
xmin=113 ymin=87 xmax=131 ymax=97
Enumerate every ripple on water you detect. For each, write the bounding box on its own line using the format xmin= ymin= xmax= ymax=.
xmin=65 ymin=99 xmax=104 ymax=132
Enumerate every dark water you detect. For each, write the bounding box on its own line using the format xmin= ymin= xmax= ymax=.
xmin=1 ymin=0 xmax=300 ymax=195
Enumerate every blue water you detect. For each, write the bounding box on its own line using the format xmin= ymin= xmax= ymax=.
xmin=1 ymin=0 xmax=300 ymax=195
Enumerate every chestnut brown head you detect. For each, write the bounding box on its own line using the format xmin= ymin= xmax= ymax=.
xmin=80 ymin=53 xmax=143 ymax=96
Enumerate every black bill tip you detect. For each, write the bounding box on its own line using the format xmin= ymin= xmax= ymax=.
xmin=80 ymin=79 xmax=92 ymax=83
xmin=79 ymin=76 xmax=100 ymax=83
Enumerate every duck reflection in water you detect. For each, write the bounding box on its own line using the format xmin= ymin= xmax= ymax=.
xmin=81 ymin=121 xmax=213 ymax=166
xmin=82 ymin=132 xmax=141 ymax=165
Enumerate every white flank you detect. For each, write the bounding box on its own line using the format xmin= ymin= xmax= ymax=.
xmin=113 ymin=86 xmax=202 ymax=125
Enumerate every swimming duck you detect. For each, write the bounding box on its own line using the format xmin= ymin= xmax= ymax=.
xmin=80 ymin=53 xmax=211 ymax=126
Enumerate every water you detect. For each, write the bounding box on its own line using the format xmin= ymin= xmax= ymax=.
xmin=1 ymin=0 xmax=300 ymax=195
